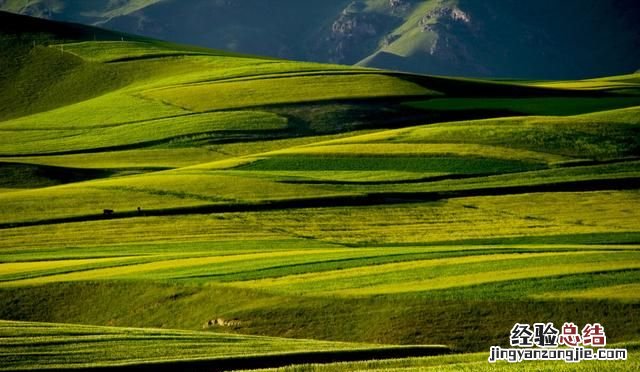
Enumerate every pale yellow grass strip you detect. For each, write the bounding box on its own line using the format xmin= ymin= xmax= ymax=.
xmin=0 ymin=248 xmax=351 ymax=287
xmin=231 ymin=252 xmax=589 ymax=289
xmin=0 ymin=257 xmax=138 ymax=277
xmin=533 ymin=283 xmax=640 ymax=301
xmin=332 ymin=261 xmax=640 ymax=296
xmin=270 ymin=143 xmax=565 ymax=163
xmin=529 ymin=81 xmax=637 ymax=89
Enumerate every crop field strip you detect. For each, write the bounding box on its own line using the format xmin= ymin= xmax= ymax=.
xmin=257 ymin=346 xmax=640 ymax=372
xmin=1 ymin=188 xmax=639 ymax=248
xmin=0 ymin=168 xmax=637 ymax=229
xmin=1 ymin=102 xmax=639 ymax=227
xmin=0 ymin=131 xmax=382 ymax=171
xmin=0 ymin=239 xmax=638 ymax=302
xmin=0 ymin=320 xmax=449 ymax=371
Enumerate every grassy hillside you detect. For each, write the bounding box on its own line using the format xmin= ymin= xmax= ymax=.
xmin=0 ymin=11 xmax=256 ymax=121
xmin=261 ymin=344 xmax=640 ymax=371
xmin=0 ymin=320 xmax=450 ymax=371
xmin=1 ymin=11 xmax=639 ymax=371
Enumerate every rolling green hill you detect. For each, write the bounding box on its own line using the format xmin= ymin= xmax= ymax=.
xmin=1 ymin=10 xmax=639 ymax=371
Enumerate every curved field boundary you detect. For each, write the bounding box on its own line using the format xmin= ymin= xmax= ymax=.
xmin=1 ymin=176 xmax=639 ymax=230
xmin=4 ymin=346 xmax=449 ymax=372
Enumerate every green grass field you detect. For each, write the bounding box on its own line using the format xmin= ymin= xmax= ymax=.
xmin=1 ymin=11 xmax=639 ymax=371
xmin=256 ymin=343 xmax=640 ymax=371
xmin=0 ymin=320 xmax=450 ymax=371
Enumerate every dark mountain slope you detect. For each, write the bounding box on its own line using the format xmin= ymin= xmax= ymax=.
xmin=3 ymin=0 xmax=640 ymax=79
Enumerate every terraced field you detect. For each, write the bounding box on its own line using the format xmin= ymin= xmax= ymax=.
xmin=1 ymin=11 xmax=639 ymax=371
